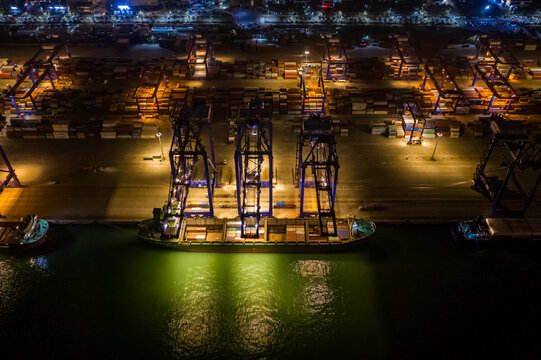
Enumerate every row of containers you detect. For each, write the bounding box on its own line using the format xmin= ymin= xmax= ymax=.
xmin=2 ymin=85 xmax=422 ymax=123
xmin=369 ymin=116 xmax=463 ymax=139
xmin=183 ymin=219 xmax=350 ymax=244
xmin=20 ymin=84 xmax=541 ymax=119
xmin=1 ymin=117 xmax=159 ymax=139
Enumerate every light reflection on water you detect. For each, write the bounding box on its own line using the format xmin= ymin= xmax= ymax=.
xmin=162 ymin=255 xmax=345 ymax=358
xmin=231 ymin=261 xmax=279 ymax=356
xmin=0 ymin=225 xmax=386 ymax=359
xmin=0 ymin=256 xmax=51 ymax=326
xmin=292 ymin=260 xmax=335 ymax=316
xmin=29 ymin=256 xmax=50 ymax=275
xmin=0 ymin=260 xmax=17 ymax=318
xmin=166 ymin=264 xmax=220 ymax=357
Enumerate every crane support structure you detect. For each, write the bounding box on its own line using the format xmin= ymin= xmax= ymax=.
xmin=132 ymin=64 xmax=165 ymax=116
xmin=403 ymin=102 xmax=427 ymax=145
xmin=297 ymin=114 xmax=339 ymax=236
xmin=472 ymin=115 xmax=541 ymax=217
xmin=476 ymin=38 xmax=521 ymax=79
xmin=422 ymin=58 xmax=468 ymax=114
xmin=6 ymin=44 xmax=62 ymax=115
xmin=188 ymin=35 xmax=213 ymax=80
xmin=0 ymin=145 xmax=21 ymax=196
xmin=472 ymin=61 xmax=517 ymax=113
xmin=234 ymin=106 xmax=273 ymax=238
xmin=162 ymin=106 xmax=216 ymax=238
xmin=323 ymin=35 xmax=348 ymax=80
xmin=299 ymin=61 xmax=326 ymax=113
xmin=389 ymin=37 xmax=423 ymax=80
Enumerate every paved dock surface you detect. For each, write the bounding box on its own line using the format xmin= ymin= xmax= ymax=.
xmin=3 ymin=120 xmax=536 ymax=223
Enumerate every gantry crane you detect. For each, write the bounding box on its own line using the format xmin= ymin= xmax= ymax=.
xmin=133 ymin=64 xmax=165 ymax=116
xmin=297 ymin=114 xmax=339 ymax=236
xmin=421 ymin=58 xmax=468 ymax=114
xmin=0 ymin=145 xmax=21 ymax=197
xmin=389 ymin=36 xmax=423 ymax=80
xmin=472 ymin=61 xmax=517 ymax=113
xmin=403 ymin=102 xmax=427 ymax=145
xmin=187 ymin=35 xmax=213 ymax=80
xmin=234 ymin=105 xmax=273 ymax=238
xmin=472 ymin=115 xmax=541 ymax=217
xmin=162 ymin=106 xmax=216 ymax=238
xmin=6 ymin=44 xmax=62 ymax=115
xmin=476 ymin=38 xmax=521 ymax=80
xmin=323 ymin=35 xmax=348 ymax=80
xmin=299 ymin=61 xmax=326 ymax=113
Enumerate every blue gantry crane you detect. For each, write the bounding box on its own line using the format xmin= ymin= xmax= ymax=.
xmin=475 ymin=37 xmax=521 ymax=80
xmin=296 ymin=114 xmax=339 ymax=236
xmin=162 ymin=107 xmax=216 ymax=238
xmin=403 ymin=101 xmax=427 ymax=145
xmin=6 ymin=44 xmax=62 ymax=115
xmin=471 ymin=61 xmax=517 ymax=113
xmin=234 ymin=105 xmax=273 ymax=238
xmin=323 ymin=34 xmax=348 ymax=81
xmin=421 ymin=58 xmax=468 ymax=114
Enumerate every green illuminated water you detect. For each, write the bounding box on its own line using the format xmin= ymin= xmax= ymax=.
xmin=0 ymin=224 xmax=540 ymax=359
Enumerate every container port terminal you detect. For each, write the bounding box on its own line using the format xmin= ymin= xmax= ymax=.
xmin=0 ymin=24 xmax=540 ymax=233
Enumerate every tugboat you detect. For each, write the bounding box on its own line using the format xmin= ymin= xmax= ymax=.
xmin=452 ymin=216 xmax=541 ymax=243
xmin=138 ymin=216 xmax=376 ymax=253
xmin=451 ymin=216 xmax=491 ymax=242
xmin=0 ymin=215 xmax=49 ymax=250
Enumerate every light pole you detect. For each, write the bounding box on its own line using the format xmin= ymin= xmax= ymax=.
xmin=304 ymin=50 xmax=309 ymax=61
xmin=431 ymin=133 xmax=443 ymax=161
xmin=156 ymin=132 xmax=165 ymax=162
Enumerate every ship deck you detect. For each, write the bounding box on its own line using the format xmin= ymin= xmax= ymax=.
xmin=139 ymin=217 xmax=373 ymax=252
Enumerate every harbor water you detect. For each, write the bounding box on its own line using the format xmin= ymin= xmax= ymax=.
xmin=0 ymin=224 xmax=540 ymax=359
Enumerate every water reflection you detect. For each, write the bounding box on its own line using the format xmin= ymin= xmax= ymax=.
xmin=292 ymin=260 xmax=335 ymax=315
xmin=29 ymin=256 xmax=50 ymax=276
xmin=162 ymin=255 xmax=345 ymax=358
xmin=166 ymin=264 xmax=220 ymax=357
xmin=231 ymin=261 xmax=279 ymax=356
xmin=0 ymin=260 xmax=17 ymax=318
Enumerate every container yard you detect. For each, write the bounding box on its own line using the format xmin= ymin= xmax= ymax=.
xmin=0 ymin=27 xmax=540 ymax=230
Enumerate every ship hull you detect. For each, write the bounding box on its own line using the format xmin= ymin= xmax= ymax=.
xmin=138 ymin=218 xmax=375 ymax=253
xmin=0 ymin=218 xmax=49 ymax=251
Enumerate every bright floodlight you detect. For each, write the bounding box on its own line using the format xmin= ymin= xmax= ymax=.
xmin=485 ymin=5 xmax=490 ymax=10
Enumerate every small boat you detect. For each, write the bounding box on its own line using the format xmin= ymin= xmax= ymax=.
xmin=0 ymin=215 xmax=49 ymax=250
xmin=452 ymin=216 xmax=541 ymax=243
xmin=138 ymin=216 xmax=376 ymax=253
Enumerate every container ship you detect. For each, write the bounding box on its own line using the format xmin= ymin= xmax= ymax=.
xmin=452 ymin=217 xmax=541 ymax=242
xmin=0 ymin=215 xmax=49 ymax=250
xmin=138 ymin=216 xmax=376 ymax=253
